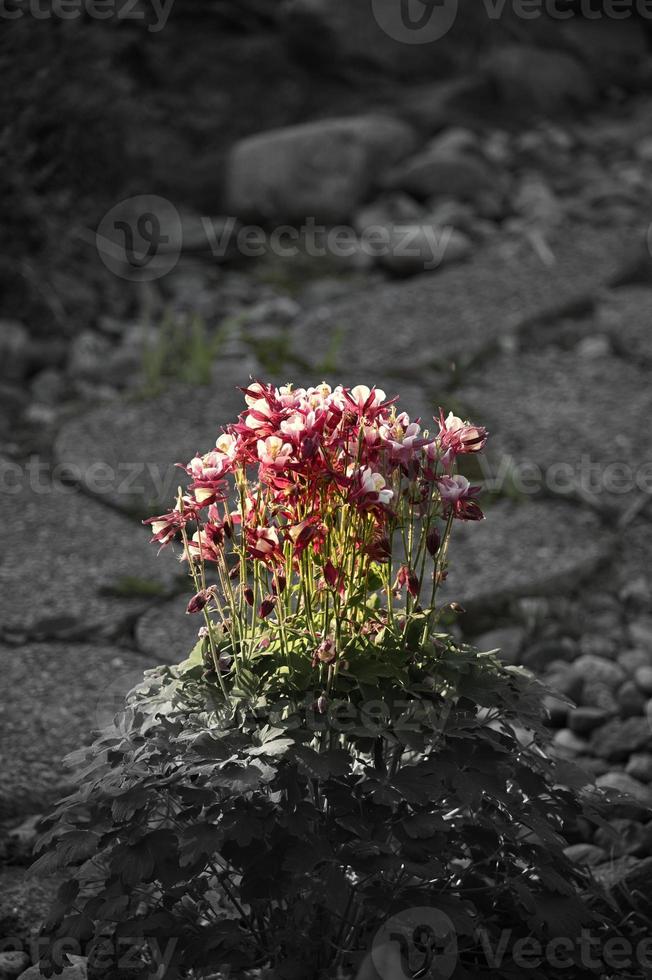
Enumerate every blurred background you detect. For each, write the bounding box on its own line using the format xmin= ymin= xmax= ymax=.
xmin=2 ymin=0 xmax=652 ymax=971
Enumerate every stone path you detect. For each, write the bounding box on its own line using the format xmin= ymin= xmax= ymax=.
xmin=290 ymin=222 xmax=636 ymax=377
xmin=455 ymin=330 xmax=652 ymax=511
xmin=443 ymin=498 xmax=611 ymax=614
xmin=0 ymin=459 xmax=179 ymax=639
xmin=0 ymin=641 xmax=156 ymax=821
xmin=5 ymin=164 xmax=652 ymax=973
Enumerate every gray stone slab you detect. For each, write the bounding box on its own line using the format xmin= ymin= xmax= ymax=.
xmin=135 ymin=596 xmax=200 ymax=663
xmin=290 ymin=223 xmax=633 ymax=375
xmin=54 ymin=369 xmax=434 ymax=514
xmin=0 ymin=642 xmax=154 ymax=820
xmin=0 ymin=459 xmax=176 ymax=635
xmin=599 ymin=286 xmax=652 ymax=364
xmin=441 ymin=499 xmax=611 ymax=613
xmin=456 ymin=348 xmax=652 ymax=508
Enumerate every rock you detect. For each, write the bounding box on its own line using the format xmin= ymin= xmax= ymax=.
xmin=574 ymin=335 xmax=611 ymax=360
xmin=243 ymin=297 xmax=300 ymax=327
xmin=353 ymin=193 xmax=422 ymax=234
xmin=592 ymin=855 xmax=639 ymax=891
xmin=620 ymin=575 xmax=652 ymax=610
xmin=574 ymin=756 xmax=610 ymax=778
xmin=473 ymin=626 xmax=524 ymax=666
xmin=568 ymin=707 xmax=610 ymax=736
xmin=0 ymin=385 xmax=28 ymax=430
xmin=397 ymin=77 xmax=490 ymax=135
xmin=563 ymin=843 xmax=606 ymax=868
xmin=544 ymin=667 xmax=583 ymax=702
xmin=522 ymin=637 xmax=576 ymax=672
xmin=482 ymin=45 xmax=595 ymax=114
xmin=442 ymin=500 xmax=609 ymax=615
xmin=0 ymin=458 xmax=175 ymax=635
xmin=553 ymin=728 xmax=588 ymax=757
xmin=30 ymin=368 xmax=67 ymax=406
xmin=17 ymin=961 xmax=86 ymax=980
xmin=225 ymin=115 xmax=417 ymax=223
xmin=542 ymin=695 xmax=569 ymax=729
xmin=6 ymin=814 xmax=42 ymax=861
xmin=457 ymin=342 xmax=652 ymax=509
xmin=559 ymin=18 xmax=649 ymax=90
xmin=574 ymin=655 xmax=625 ymax=691
xmin=291 ymin=223 xmax=629 ymax=377
xmin=596 ymin=771 xmax=652 ymax=809
xmin=0 ymin=321 xmax=30 ymax=382
xmin=598 ymin=287 xmax=652 ymax=365
xmin=0 ymin=642 xmax=156 ymax=819
xmin=626 ymin=754 xmax=652 ymax=785
xmin=594 ymin=819 xmax=652 ymax=858
xmin=0 ymin=951 xmax=30 ymax=980
xmin=135 ymin=598 xmax=201 ymax=663
xmin=578 ymin=632 xmax=618 ymax=660
xmin=0 ymin=865 xmax=61 ymax=945
xmin=66 ymin=330 xmax=112 ymax=382
xmin=629 ymin=618 xmax=652 ymax=652
xmin=379 ymin=225 xmax=472 ymax=277
xmin=617 ymin=680 xmax=648 ymax=719
xmin=618 ymin=650 xmax=651 ymax=675
xmin=620 ymin=856 xmax=652 ymax=907
xmin=382 ymin=143 xmax=498 ymax=203
xmin=578 ymin=681 xmax=618 ymax=715
xmin=634 ymin=666 xmax=652 ymax=696
xmin=281 ymin=0 xmax=476 ymax=78
xmin=590 ymin=718 xmax=652 ymax=763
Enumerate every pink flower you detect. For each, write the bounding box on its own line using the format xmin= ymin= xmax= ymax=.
xmin=350 ymin=467 xmax=393 ymax=509
xmin=438 ymin=475 xmax=484 ymax=521
xmin=257 ymin=436 xmax=294 ymax=468
xmin=437 ymin=410 xmax=488 ymax=456
xmin=246 ymin=526 xmax=283 ymax=564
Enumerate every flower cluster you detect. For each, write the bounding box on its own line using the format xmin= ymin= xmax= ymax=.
xmin=145 ymin=382 xmax=487 ymax=696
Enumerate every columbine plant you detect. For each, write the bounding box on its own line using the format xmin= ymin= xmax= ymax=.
xmin=35 ymin=381 xmax=644 ymax=980
xmin=145 ymin=381 xmax=487 ymax=704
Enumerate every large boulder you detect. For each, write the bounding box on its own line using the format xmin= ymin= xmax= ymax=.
xmin=559 ymin=18 xmax=650 ymax=90
xmin=225 ymin=115 xmax=417 ymax=224
xmin=482 ymin=44 xmax=596 ymax=114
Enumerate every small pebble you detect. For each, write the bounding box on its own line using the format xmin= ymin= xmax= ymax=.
xmin=634 ymin=665 xmax=652 ymax=696
xmin=553 ymin=728 xmax=589 ymax=757
xmin=626 ymin=753 xmax=652 ymax=784
xmin=568 ymin=706 xmax=610 ymax=736
xmin=617 ymin=679 xmax=647 ymax=717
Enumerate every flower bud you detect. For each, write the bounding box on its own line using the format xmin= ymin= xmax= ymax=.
xmin=243 ymin=586 xmax=254 ymax=607
xmin=426 ymin=527 xmax=441 ymax=557
xmin=258 ymin=596 xmax=276 ymax=619
xmin=407 ymin=569 xmax=420 ymax=598
xmin=315 ymin=693 xmax=328 ymax=715
xmin=186 ymin=589 xmax=211 ymax=614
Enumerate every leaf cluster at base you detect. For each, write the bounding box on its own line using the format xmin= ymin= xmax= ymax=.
xmin=34 ymin=642 xmax=647 ymax=980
